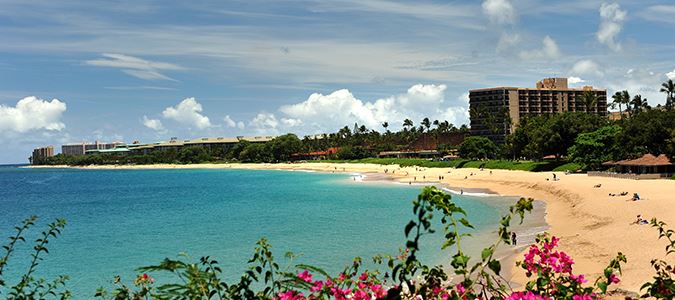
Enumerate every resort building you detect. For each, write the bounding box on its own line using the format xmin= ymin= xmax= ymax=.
xmin=469 ymin=78 xmax=608 ymax=143
xmin=127 ymin=136 xmax=276 ymax=155
xmin=593 ymin=154 xmax=675 ymax=179
xmin=30 ymin=146 xmax=54 ymax=165
xmin=62 ymin=141 xmax=124 ymax=156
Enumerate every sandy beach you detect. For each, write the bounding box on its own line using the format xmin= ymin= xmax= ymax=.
xmin=29 ymin=162 xmax=675 ymax=294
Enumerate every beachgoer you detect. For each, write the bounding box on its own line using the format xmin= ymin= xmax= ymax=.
xmin=511 ymin=232 xmax=517 ymax=245
xmin=632 ymin=193 xmax=641 ymax=201
xmin=552 ymin=173 xmax=557 ymax=181
xmin=460 ymin=189 xmax=464 ymax=195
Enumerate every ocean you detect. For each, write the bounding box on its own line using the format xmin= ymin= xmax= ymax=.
xmin=0 ymin=166 xmax=543 ymax=298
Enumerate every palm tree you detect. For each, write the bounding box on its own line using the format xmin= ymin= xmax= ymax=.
xmin=611 ymin=91 xmax=624 ymax=119
xmin=381 ymin=121 xmax=389 ymax=133
xmin=660 ymin=79 xmax=675 ymax=111
xmin=581 ymin=90 xmax=598 ymax=113
xmin=630 ymin=94 xmax=650 ymax=115
xmin=402 ymin=118 xmax=413 ymax=130
xmin=620 ymin=90 xmax=632 ymax=117
xmin=421 ymin=117 xmax=431 ymax=133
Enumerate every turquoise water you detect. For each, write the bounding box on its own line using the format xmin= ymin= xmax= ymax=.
xmin=0 ymin=166 xmax=517 ymax=298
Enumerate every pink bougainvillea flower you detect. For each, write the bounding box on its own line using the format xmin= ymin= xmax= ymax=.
xmin=297 ymin=270 xmax=312 ymax=283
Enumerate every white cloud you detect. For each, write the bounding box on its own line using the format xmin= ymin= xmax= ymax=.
xmin=482 ymin=0 xmax=517 ymax=25
xmin=570 ymin=59 xmax=603 ymax=77
xmin=85 ymin=53 xmax=183 ymax=81
xmin=568 ymin=77 xmax=585 ymax=84
xmin=0 ymin=96 xmax=66 ymax=133
xmin=496 ymin=32 xmax=520 ymax=53
xmin=250 ymin=112 xmax=279 ymax=134
xmin=667 ymin=70 xmax=675 ymax=80
xmin=280 ymin=118 xmax=303 ymax=127
xmin=142 ymin=115 xmax=165 ymax=132
xmin=224 ymin=115 xmax=245 ymax=129
xmin=519 ymin=36 xmax=561 ymax=60
xmin=162 ymin=97 xmax=212 ymax=129
xmin=597 ymin=2 xmax=627 ymax=52
xmin=275 ymin=84 xmax=467 ymax=134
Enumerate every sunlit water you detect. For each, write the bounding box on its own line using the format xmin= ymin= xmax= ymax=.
xmin=0 ymin=166 xmax=541 ymax=298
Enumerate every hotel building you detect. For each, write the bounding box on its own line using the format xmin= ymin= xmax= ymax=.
xmin=469 ymin=78 xmax=607 ymax=144
xmin=30 ymin=146 xmax=54 ymax=164
xmin=61 ymin=141 xmax=124 ymax=156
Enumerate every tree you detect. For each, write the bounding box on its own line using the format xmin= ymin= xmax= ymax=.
xmin=402 ymin=119 xmax=413 ymax=130
xmin=421 ymin=117 xmax=431 ymax=133
xmin=381 ymin=122 xmax=389 ymax=133
xmin=611 ymin=91 xmax=625 ymax=120
xmin=568 ymin=126 xmax=623 ymax=170
xmin=620 ymin=90 xmax=632 ymax=117
xmin=581 ymin=90 xmax=598 ymax=113
xmin=660 ymin=79 xmax=675 ymax=111
xmin=267 ymin=134 xmax=302 ymax=162
xmin=459 ymin=136 xmax=498 ymax=160
xmin=630 ymin=94 xmax=650 ymax=115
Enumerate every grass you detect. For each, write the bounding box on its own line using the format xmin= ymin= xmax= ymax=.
xmin=307 ymin=158 xmax=581 ymax=172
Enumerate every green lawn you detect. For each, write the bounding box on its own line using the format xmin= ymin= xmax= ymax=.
xmin=306 ymin=158 xmax=582 ymax=172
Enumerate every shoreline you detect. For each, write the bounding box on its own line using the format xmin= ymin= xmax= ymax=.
xmin=24 ymin=162 xmax=675 ymax=293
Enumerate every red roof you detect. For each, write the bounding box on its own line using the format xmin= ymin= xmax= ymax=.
xmin=611 ymin=154 xmax=673 ymax=166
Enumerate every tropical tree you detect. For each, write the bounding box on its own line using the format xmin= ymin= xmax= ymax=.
xmin=660 ymin=79 xmax=675 ymax=111
xmin=581 ymin=90 xmax=598 ymax=113
xmin=459 ymin=136 xmax=499 ymax=160
xmin=630 ymin=94 xmax=650 ymax=115
xmin=381 ymin=121 xmax=389 ymax=133
xmin=611 ymin=91 xmax=625 ymax=120
xmin=402 ymin=118 xmax=413 ymax=130
xmin=621 ymin=90 xmax=632 ymax=117
xmin=421 ymin=117 xmax=431 ymax=133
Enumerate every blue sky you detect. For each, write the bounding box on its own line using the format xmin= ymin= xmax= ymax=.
xmin=1 ymin=0 xmax=674 ymax=163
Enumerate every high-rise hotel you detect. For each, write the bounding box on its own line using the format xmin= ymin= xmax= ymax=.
xmin=469 ymin=78 xmax=607 ymax=143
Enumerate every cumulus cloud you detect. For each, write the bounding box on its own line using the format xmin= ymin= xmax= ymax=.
xmin=142 ymin=115 xmax=165 ymax=132
xmin=249 ymin=112 xmax=280 ymax=134
xmin=272 ymin=84 xmax=467 ymax=134
xmin=162 ymin=97 xmax=212 ymax=129
xmin=570 ymin=59 xmax=603 ymax=77
xmin=519 ymin=36 xmax=560 ymax=60
xmin=0 ymin=96 xmax=66 ymax=133
xmin=568 ymin=77 xmax=586 ymax=84
xmin=85 ymin=53 xmax=184 ymax=81
xmin=667 ymin=69 xmax=675 ymax=80
xmin=482 ymin=0 xmax=517 ymax=24
xmin=224 ymin=115 xmax=245 ymax=129
xmin=597 ymin=2 xmax=627 ymax=52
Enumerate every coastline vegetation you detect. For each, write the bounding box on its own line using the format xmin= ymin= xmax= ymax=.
xmin=2 ymin=187 xmax=673 ymax=299
xmin=39 ymin=89 xmax=675 ymax=173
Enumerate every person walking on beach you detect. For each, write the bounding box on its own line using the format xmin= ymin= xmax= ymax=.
xmin=511 ymin=232 xmax=517 ymax=245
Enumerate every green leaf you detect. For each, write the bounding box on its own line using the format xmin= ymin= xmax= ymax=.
xmin=488 ymin=260 xmax=501 ymax=275
xmin=481 ymin=247 xmax=493 ymax=261
xmin=404 ymin=221 xmax=416 ymax=237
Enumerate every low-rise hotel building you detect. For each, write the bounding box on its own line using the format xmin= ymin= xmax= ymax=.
xmin=469 ymin=78 xmax=607 ymax=143
xmin=61 ymin=141 xmax=124 ymax=156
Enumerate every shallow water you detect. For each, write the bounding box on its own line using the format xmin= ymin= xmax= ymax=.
xmin=0 ymin=167 xmax=538 ymax=298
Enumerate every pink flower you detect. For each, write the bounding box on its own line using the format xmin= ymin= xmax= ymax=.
xmin=608 ymin=273 xmax=620 ymax=284
xmin=275 ymin=290 xmax=306 ymax=300
xmin=505 ymin=291 xmax=552 ymax=300
xmin=572 ymin=295 xmax=593 ymax=300
xmin=310 ymin=280 xmax=323 ymax=292
xmin=297 ymin=270 xmax=312 ymax=283
xmin=570 ymin=274 xmax=587 ymax=284
xmin=358 ymin=272 xmax=368 ymax=281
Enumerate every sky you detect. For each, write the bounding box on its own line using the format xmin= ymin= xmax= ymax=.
xmin=1 ymin=0 xmax=674 ymax=163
